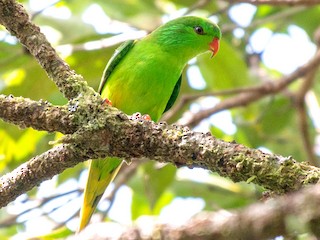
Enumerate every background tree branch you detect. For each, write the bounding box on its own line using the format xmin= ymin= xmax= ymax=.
xmin=179 ymin=46 xmax=320 ymax=127
xmin=74 ymin=183 xmax=320 ymax=240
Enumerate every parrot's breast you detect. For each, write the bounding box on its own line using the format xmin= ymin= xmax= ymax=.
xmin=102 ymin=43 xmax=185 ymax=121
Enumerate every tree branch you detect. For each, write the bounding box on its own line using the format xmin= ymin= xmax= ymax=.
xmin=182 ymin=46 xmax=320 ymax=127
xmin=294 ymin=69 xmax=318 ymax=166
xmin=1 ymin=110 xmax=320 ymax=208
xmin=74 ymin=183 xmax=320 ymax=240
xmin=162 ymin=86 xmax=274 ymax=122
xmin=0 ymin=143 xmax=89 ymax=207
xmin=0 ymin=94 xmax=76 ymax=134
xmin=0 ymin=189 xmax=81 ymax=228
xmin=293 ymin=28 xmax=320 ymax=166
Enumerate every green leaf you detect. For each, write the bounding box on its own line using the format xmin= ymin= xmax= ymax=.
xmin=152 ymin=191 xmax=174 ymax=215
xmin=0 ymin=130 xmax=16 ymax=172
xmin=14 ymin=129 xmax=47 ymax=161
xmin=197 ymin=39 xmax=252 ymax=91
xmin=259 ymin=96 xmax=294 ymax=134
xmin=170 ymin=173 xmax=259 ymax=210
xmin=98 ymin=1 xmax=163 ymax=29
xmin=1 ymin=56 xmax=62 ymax=104
xmin=0 ymin=225 xmax=18 ymax=240
xmin=131 ymin=189 xmax=151 ymax=220
xmin=141 ymin=162 xmax=176 ymax=210
xmin=284 ymin=7 xmax=320 ymax=37
xmin=57 ymin=162 xmax=84 ymax=185
xmin=129 ymin=162 xmax=176 ymax=219
xmin=29 ymin=226 xmax=73 ymax=240
xmin=66 ymin=46 xmax=116 ymax=90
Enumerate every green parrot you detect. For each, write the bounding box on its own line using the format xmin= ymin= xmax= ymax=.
xmin=78 ymin=16 xmax=221 ymax=231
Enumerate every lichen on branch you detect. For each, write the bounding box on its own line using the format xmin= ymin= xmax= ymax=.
xmin=0 ymin=94 xmax=76 ymax=133
xmin=1 ymin=105 xmax=320 ymax=207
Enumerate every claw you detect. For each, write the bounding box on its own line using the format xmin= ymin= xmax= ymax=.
xmin=103 ymin=98 xmax=112 ymax=106
xmin=129 ymin=112 xmax=151 ymax=121
xmin=142 ymin=114 xmax=151 ymax=121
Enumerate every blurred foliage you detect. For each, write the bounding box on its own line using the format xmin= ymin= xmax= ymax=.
xmin=1 ymin=0 xmax=320 ymax=239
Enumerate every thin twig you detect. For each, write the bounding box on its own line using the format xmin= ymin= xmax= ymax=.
xmin=181 ymin=46 xmax=320 ymax=127
xmin=295 ymin=70 xmax=319 ymax=166
xmin=293 ymin=29 xmax=320 ymax=166
xmin=0 ymin=189 xmax=81 ymax=228
xmin=222 ymin=6 xmax=306 ymax=33
xmin=74 ymin=184 xmax=320 ymax=239
xmin=184 ymin=0 xmax=212 ymax=15
xmin=162 ymin=86 xmax=271 ymax=121
xmin=30 ymin=0 xmax=61 ymax=20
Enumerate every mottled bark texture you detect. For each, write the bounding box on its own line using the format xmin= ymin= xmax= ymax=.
xmin=0 ymin=144 xmax=85 ymax=208
xmin=0 ymin=95 xmax=76 ymax=133
xmin=1 ymin=105 xmax=320 ymax=207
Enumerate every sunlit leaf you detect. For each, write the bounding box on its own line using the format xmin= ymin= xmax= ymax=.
xmin=141 ymin=162 xmax=176 ymax=210
xmin=131 ymin=188 xmax=152 ymax=220
xmin=0 ymin=130 xmax=16 ymax=171
xmin=14 ymin=129 xmax=47 ymax=161
xmin=170 ymin=173 xmax=259 ymax=210
xmin=29 ymin=226 xmax=73 ymax=240
xmin=197 ymin=39 xmax=252 ymax=91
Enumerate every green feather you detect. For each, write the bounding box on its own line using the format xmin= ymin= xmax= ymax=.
xmin=98 ymin=40 xmax=135 ymax=94
xmin=164 ymin=75 xmax=182 ymax=113
xmin=78 ymin=16 xmax=221 ymax=231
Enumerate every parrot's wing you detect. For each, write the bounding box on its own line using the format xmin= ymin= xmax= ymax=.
xmin=163 ymin=75 xmax=182 ymax=113
xmin=98 ymin=40 xmax=135 ymax=94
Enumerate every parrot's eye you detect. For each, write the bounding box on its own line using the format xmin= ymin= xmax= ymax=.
xmin=194 ymin=26 xmax=204 ymax=35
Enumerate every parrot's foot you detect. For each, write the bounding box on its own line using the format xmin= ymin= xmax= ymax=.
xmin=142 ymin=114 xmax=151 ymax=121
xmin=129 ymin=112 xmax=151 ymax=121
xmin=103 ymin=98 xmax=112 ymax=106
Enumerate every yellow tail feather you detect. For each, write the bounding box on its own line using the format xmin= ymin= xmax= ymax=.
xmin=78 ymin=157 xmax=122 ymax=232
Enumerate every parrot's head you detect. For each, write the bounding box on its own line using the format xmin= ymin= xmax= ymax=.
xmin=188 ymin=17 xmax=221 ymax=58
xmin=153 ymin=16 xmax=221 ymax=60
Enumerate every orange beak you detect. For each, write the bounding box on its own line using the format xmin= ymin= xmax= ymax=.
xmin=209 ymin=37 xmax=220 ymax=58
